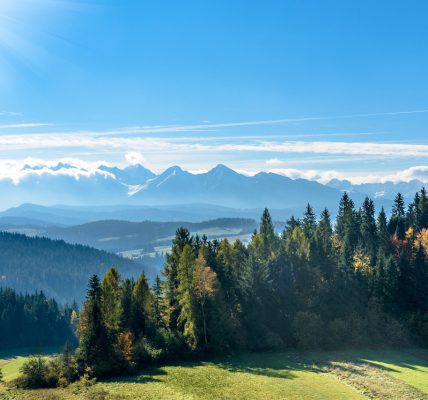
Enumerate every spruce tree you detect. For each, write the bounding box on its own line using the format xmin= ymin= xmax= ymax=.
xmin=131 ymin=273 xmax=152 ymax=338
xmin=152 ymin=275 xmax=165 ymax=329
xmin=164 ymin=228 xmax=192 ymax=330
xmin=302 ymin=203 xmax=317 ymax=239
xmin=390 ymin=193 xmax=406 ymax=239
xmin=259 ymin=208 xmax=276 ymax=258
xmin=336 ymin=192 xmax=354 ymax=237
xmin=361 ymin=197 xmax=377 ymax=262
xmin=77 ymin=274 xmax=111 ymax=376
xmin=377 ymin=207 xmax=389 ymax=252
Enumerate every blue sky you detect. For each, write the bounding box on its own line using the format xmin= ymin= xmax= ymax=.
xmin=0 ymin=0 xmax=428 ymax=183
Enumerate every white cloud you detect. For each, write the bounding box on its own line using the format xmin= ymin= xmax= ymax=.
xmin=0 ymin=110 xmax=23 ymax=117
xmin=1 ymin=156 xmax=428 ymax=186
xmin=0 ymin=123 xmax=52 ymax=129
xmin=0 ymin=157 xmax=115 ymax=184
xmin=266 ymin=158 xmax=283 ymax=166
xmin=269 ymin=166 xmax=428 ymax=185
xmin=2 ymin=133 xmax=428 ymax=158
xmin=125 ymin=151 xmax=146 ymax=165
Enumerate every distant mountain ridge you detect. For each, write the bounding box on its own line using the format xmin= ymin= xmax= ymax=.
xmin=0 ymin=162 xmax=348 ymax=211
xmin=0 ymin=162 xmax=424 ymax=211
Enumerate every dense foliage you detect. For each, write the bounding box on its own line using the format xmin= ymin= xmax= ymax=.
xmin=0 ymin=288 xmax=75 ymax=350
xmin=13 ymin=189 xmax=428 ymax=387
xmin=0 ymin=232 xmax=144 ymax=303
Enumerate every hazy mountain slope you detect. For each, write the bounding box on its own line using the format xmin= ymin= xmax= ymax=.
xmin=0 ymin=162 xmax=353 ymax=211
xmin=0 ymin=203 xmax=303 ymax=226
xmin=327 ymin=179 xmax=426 ymax=200
xmin=44 ymin=218 xmax=257 ymax=252
xmin=131 ymin=164 xmax=349 ymax=209
xmin=0 ymin=231 xmax=148 ymax=303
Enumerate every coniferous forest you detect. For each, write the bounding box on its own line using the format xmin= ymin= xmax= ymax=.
xmin=3 ymin=189 xmax=428 ymax=388
xmin=0 ymin=288 xmax=76 ymax=350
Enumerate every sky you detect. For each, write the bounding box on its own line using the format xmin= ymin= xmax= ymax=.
xmin=0 ymin=0 xmax=428 ymax=184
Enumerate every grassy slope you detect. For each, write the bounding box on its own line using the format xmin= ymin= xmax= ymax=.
xmin=1 ymin=350 xmax=428 ymax=400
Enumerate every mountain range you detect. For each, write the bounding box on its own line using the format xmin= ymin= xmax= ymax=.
xmin=0 ymin=162 xmax=425 ymax=213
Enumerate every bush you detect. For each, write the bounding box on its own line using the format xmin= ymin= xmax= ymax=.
xmin=133 ymin=337 xmax=164 ymax=364
xmin=16 ymin=356 xmax=52 ymax=389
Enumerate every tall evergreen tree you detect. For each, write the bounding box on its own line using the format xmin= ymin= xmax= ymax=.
xmin=389 ymin=193 xmax=406 ymax=239
xmin=164 ymin=228 xmax=192 ymax=330
xmin=131 ymin=273 xmax=152 ymax=339
xmin=377 ymin=207 xmax=390 ymax=252
xmin=259 ymin=208 xmax=276 ymax=258
xmin=336 ymin=192 xmax=354 ymax=237
xmin=77 ymin=274 xmax=111 ymax=376
xmin=302 ymin=203 xmax=317 ymax=239
xmin=361 ymin=197 xmax=377 ymax=262
xmin=152 ymin=275 xmax=165 ymax=329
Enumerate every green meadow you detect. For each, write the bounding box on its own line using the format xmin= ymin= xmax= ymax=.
xmin=1 ymin=349 xmax=428 ymax=400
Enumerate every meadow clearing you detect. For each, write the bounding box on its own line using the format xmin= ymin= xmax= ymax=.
xmin=1 ymin=349 xmax=427 ymax=399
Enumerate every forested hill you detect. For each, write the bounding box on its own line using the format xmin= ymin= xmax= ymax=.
xmin=0 ymin=232 xmax=145 ymax=304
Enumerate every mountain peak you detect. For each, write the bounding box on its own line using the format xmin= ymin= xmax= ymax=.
xmin=162 ymin=165 xmax=184 ymax=175
xmin=208 ymin=164 xmax=237 ymax=176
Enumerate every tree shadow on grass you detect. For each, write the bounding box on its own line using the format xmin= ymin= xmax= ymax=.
xmin=104 ymin=366 xmax=168 ymax=384
xmin=194 ymin=351 xmax=324 ymax=380
xmin=312 ymin=348 xmax=428 ymax=377
xmin=102 ymin=348 xmax=428 ymax=385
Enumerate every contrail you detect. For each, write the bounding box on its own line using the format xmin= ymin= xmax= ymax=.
xmin=96 ymin=109 xmax=428 ymax=136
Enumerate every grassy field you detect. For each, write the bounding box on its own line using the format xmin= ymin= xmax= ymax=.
xmin=1 ymin=349 xmax=427 ymax=399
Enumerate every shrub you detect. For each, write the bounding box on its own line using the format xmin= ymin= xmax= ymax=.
xmin=17 ymin=356 xmax=52 ymax=389
xmin=133 ymin=337 xmax=164 ymax=364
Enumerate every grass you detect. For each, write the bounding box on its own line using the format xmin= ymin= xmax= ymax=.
xmin=1 ymin=349 xmax=427 ymax=399
xmin=0 ymin=347 xmax=61 ymax=384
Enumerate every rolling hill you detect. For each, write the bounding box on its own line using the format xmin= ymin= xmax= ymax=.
xmin=0 ymin=231 xmax=148 ymax=304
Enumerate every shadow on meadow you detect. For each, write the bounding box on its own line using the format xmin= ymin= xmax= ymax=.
xmin=102 ymin=348 xmax=428 ymax=387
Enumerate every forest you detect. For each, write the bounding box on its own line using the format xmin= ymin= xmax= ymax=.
xmin=2 ymin=188 xmax=428 ymax=388
xmin=0 ymin=232 xmax=143 ymax=303
xmin=0 ymin=288 xmax=75 ymax=350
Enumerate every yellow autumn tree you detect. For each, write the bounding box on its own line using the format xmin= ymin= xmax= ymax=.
xmin=194 ymin=254 xmax=218 ymax=346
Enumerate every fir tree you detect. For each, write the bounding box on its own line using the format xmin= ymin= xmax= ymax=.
xmin=77 ymin=274 xmax=111 ymax=376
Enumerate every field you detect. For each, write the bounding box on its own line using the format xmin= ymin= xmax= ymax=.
xmin=1 ymin=349 xmax=428 ymax=399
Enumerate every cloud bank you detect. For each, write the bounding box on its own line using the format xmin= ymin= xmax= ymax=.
xmin=1 ymin=157 xmax=428 ymax=186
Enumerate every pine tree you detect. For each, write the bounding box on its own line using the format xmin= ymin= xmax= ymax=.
xmin=164 ymin=228 xmax=192 ymax=330
xmin=418 ymin=187 xmax=428 ymax=229
xmin=315 ymin=208 xmax=334 ymax=279
xmin=361 ymin=197 xmax=377 ymax=262
xmin=177 ymin=244 xmax=199 ymax=349
xmin=61 ymin=340 xmax=77 ymax=383
xmin=119 ymin=278 xmax=134 ymax=332
xmin=259 ymin=208 xmax=276 ymax=258
xmin=377 ymin=207 xmax=390 ymax=252
xmin=302 ymin=203 xmax=317 ymax=239
xmin=336 ymin=192 xmax=354 ymax=237
xmin=77 ymin=274 xmax=111 ymax=376
xmin=131 ymin=273 xmax=153 ymax=339
xmin=390 ymin=193 xmax=406 ymax=239
xmin=152 ymin=275 xmax=165 ymax=329
xmin=282 ymin=216 xmax=301 ymax=238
